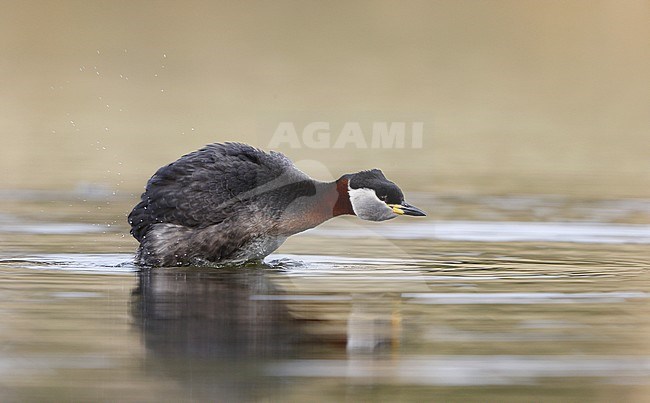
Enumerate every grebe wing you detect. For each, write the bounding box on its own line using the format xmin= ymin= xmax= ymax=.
xmin=128 ymin=142 xmax=309 ymax=242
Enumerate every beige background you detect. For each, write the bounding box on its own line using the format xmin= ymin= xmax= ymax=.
xmin=1 ymin=0 xmax=649 ymax=197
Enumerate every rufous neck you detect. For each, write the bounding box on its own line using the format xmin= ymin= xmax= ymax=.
xmin=332 ymin=176 xmax=354 ymax=216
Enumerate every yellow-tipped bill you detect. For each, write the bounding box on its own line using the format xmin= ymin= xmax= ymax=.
xmin=388 ymin=203 xmax=426 ymax=216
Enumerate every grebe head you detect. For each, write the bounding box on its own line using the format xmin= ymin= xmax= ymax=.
xmin=343 ymin=169 xmax=426 ymax=222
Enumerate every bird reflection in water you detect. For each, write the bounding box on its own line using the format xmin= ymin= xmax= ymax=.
xmin=131 ymin=263 xmax=403 ymax=399
xmin=131 ymin=265 xmax=307 ymax=400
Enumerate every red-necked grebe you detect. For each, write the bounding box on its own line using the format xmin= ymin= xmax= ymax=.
xmin=128 ymin=142 xmax=425 ymax=266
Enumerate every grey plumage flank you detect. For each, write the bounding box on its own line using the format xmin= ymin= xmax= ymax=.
xmin=128 ymin=143 xmax=317 ymax=266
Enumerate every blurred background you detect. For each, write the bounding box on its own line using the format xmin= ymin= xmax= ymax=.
xmin=2 ymin=2 xmax=650 ymax=401
xmin=2 ymin=0 xmax=649 ymax=198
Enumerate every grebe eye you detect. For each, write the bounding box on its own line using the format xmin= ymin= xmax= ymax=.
xmin=379 ymin=194 xmax=388 ymax=202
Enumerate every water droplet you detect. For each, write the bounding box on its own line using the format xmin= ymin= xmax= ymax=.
xmin=163 ymin=53 xmax=167 ymax=58
xmin=96 ymin=49 xmax=100 ymax=54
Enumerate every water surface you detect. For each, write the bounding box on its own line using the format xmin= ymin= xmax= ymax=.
xmin=1 ymin=194 xmax=649 ymax=402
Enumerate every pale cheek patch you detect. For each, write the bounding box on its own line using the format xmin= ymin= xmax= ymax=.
xmin=348 ymin=187 xmax=395 ymax=221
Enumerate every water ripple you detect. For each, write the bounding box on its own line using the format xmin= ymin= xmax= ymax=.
xmin=308 ymin=221 xmax=650 ymax=244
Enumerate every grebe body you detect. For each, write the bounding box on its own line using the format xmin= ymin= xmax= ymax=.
xmin=128 ymin=143 xmax=425 ymax=266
